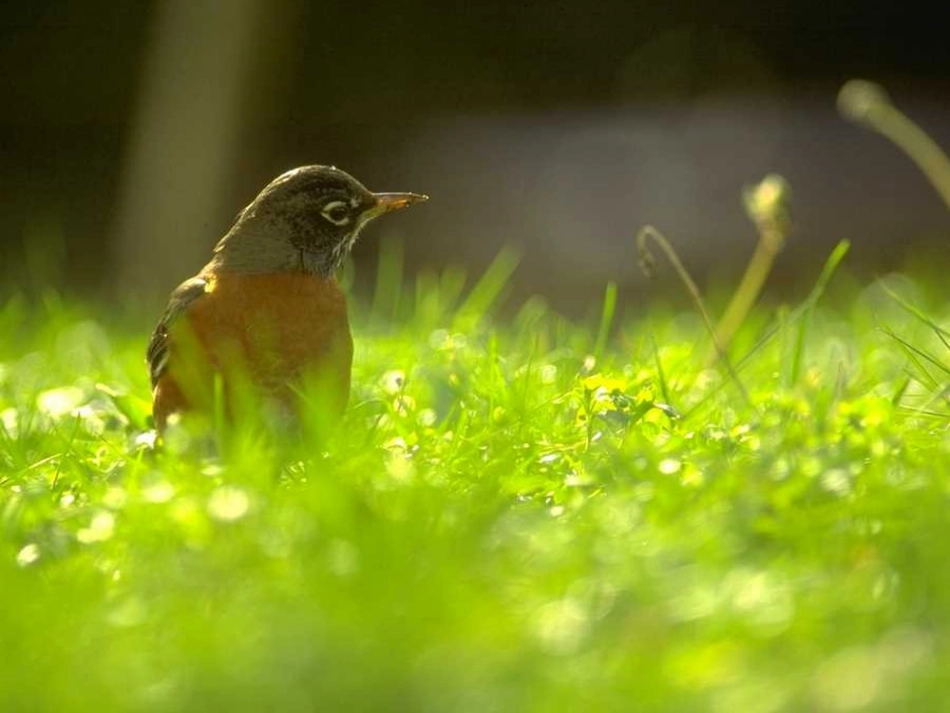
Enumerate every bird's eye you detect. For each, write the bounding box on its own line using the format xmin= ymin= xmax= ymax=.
xmin=321 ymin=200 xmax=351 ymax=226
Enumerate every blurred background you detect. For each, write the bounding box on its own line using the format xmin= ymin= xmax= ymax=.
xmin=1 ymin=0 xmax=948 ymax=315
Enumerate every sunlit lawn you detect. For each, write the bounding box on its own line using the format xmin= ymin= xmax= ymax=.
xmin=1 ymin=252 xmax=949 ymax=711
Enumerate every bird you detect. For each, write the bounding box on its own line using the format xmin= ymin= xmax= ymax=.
xmin=146 ymin=165 xmax=427 ymax=432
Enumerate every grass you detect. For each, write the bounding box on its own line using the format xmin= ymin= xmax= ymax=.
xmin=2 ymin=249 xmax=949 ymax=712
xmin=3 ymin=79 xmax=949 ymax=711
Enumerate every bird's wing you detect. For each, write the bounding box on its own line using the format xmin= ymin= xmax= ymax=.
xmin=146 ymin=276 xmax=210 ymax=388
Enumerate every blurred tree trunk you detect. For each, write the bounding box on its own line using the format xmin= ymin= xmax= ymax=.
xmin=110 ymin=0 xmax=298 ymax=296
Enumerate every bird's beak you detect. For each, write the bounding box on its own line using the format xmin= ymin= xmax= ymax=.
xmin=367 ymin=192 xmax=429 ymax=218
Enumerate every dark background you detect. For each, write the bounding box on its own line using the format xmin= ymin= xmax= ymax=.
xmin=1 ymin=0 xmax=948 ymax=315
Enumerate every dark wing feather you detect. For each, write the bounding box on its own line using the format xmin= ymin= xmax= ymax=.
xmin=147 ymin=277 xmax=209 ymax=388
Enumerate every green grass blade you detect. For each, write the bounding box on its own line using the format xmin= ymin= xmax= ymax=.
xmin=789 ymin=239 xmax=851 ymax=385
xmin=454 ymin=247 xmax=520 ymax=325
xmin=593 ymin=282 xmax=617 ymax=360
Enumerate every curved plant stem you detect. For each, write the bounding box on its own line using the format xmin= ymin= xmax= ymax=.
xmin=714 ymin=175 xmax=791 ymax=356
xmin=637 ymin=225 xmax=752 ymax=408
xmin=839 ymin=79 xmax=950 ymax=212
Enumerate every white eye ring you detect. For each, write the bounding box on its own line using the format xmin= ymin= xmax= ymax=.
xmin=321 ymin=200 xmax=351 ymax=226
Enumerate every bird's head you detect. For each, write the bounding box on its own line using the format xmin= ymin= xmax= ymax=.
xmin=213 ymin=165 xmax=427 ymax=275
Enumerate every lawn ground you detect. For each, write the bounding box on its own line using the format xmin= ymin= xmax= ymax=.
xmin=2 ymin=252 xmax=949 ymax=712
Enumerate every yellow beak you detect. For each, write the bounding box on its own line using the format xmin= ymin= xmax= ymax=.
xmin=368 ymin=192 xmax=429 ymax=218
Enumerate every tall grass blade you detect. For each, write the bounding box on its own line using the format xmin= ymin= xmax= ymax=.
xmin=789 ymin=240 xmax=851 ymax=385
xmin=594 ymin=282 xmax=617 ymax=360
xmin=372 ymin=238 xmax=404 ymax=322
xmin=455 ymin=247 xmax=520 ymax=324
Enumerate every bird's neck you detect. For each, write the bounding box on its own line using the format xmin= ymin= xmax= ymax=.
xmin=209 ymin=221 xmax=336 ymax=277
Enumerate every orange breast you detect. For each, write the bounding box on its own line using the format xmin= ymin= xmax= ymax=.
xmin=153 ymin=270 xmax=352 ymax=429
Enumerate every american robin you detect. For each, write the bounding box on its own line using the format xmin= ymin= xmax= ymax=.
xmin=146 ymin=165 xmax=427 ymax=432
